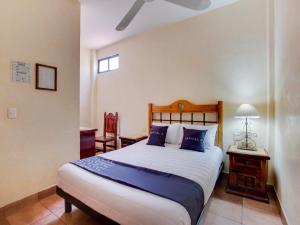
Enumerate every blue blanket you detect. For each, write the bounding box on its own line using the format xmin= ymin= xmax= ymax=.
xmin=71 ymin=156 xmax=204 ymax=225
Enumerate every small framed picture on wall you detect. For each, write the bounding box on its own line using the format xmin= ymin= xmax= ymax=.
xmin=36 ymin=63 xmax=57 ymax=91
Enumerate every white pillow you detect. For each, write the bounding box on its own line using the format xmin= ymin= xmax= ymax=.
xmin=178 ymin=124 xmax=218 ymax=148
xmin=152 ymin=123 xmax=181 ymax=144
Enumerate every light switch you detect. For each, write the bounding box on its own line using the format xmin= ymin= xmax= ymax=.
xmin=7 ymin=108 xmax=17 ymax=119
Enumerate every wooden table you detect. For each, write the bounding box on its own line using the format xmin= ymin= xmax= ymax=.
xmin=80 ymin=127 xmax=98 ymax=159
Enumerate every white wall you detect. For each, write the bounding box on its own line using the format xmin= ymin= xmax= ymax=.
xmin=274 ymin=0 xmax=300 ymax=224
xmin=0 ymin=0 xmax=80 ymax=207
xmin=80 ymin=48 xmax=92 ymax=127
xmin=92 ymin=0 xmax=272 ymax=176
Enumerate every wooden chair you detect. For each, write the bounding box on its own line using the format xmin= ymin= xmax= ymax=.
xmin=95 ymin=112 xmax=118 ymax=153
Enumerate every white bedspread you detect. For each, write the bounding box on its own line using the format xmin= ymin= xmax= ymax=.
xmin=57 ymin=140 xmax=223 ymax=225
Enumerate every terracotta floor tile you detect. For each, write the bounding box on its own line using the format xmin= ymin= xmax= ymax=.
xmin=242 ymin=198 xmax=283 ymax=225
xmin=213 ymin=184 xmax=227 ymax=197
xmin=39 ymin=195 xmax=64 ymax=212
xmin=2 ymin=175 xmax=284 ymax=225
xmin=31 ymin=214 xmax=64 ymax=225
xmin=52 ymin=207 xmax=103 ymax=225
xmin=6 ymin=202 xmax=51 ymax=225
xmin=202 ymin=212 xmax=241 ymax=225
xmin=4 ymin=195 xmax=39 ymax=217
xmin=0 ymin=217 xmax=11 ymax=225
xmin=208 ymin=191 xmax=243 ymax=223
xmin=0 ymin=208 xmax=4 ymax=219
xmin=244 ymin=197 xmax=278 ymax=211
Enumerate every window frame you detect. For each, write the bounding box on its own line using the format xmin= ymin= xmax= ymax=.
xmin=97 ymin=54 xmax=119 ymax=74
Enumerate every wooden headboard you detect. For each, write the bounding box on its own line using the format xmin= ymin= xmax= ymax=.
xmin=148 ymin=100 xmax=223 ymax=149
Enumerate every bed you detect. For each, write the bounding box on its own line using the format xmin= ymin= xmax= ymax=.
xmin=57 ymin=100 xmax=224 ymax=225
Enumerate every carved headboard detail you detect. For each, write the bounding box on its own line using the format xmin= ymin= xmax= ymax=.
xmin=148 ymin=100 xmax=223 ymax=149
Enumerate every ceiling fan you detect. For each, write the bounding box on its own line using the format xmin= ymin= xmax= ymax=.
xmin=116 ymin=0 xmax=212 ymax=31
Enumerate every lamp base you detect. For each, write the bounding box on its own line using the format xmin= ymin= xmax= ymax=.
xmin=237 ymin=137 xmax=257 ymax=151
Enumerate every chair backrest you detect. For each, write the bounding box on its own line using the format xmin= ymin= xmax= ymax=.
xmin=103 ymin=112 xmax=118 ymax=137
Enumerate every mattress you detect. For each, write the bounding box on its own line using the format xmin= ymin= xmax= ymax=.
xmin=57 ymin=140 xmax=223 ymax=225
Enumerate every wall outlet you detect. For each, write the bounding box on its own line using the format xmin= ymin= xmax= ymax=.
xmin=7 ymin=108 xmax=17 ymax=119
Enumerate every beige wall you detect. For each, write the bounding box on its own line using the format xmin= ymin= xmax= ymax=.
xmin=80 ymin=48 xmax=92 ymax=127
xmin=274 ymin=0 xmax=300 ymax=224
xmin=94 ymin=0 xmax=272 ymax=176
xmin=0 ymin=0 xmax=80 ymax=207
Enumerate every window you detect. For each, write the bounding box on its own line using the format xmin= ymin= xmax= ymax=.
xmin=98 ymin=55 xmax=119 ymax=73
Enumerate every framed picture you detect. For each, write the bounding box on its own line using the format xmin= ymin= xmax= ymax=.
xmin=36 ymin=63 xmax=57 ymax=91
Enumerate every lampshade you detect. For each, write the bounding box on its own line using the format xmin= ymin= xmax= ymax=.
xmin=235 ymin=104 xmax=259 ymax=119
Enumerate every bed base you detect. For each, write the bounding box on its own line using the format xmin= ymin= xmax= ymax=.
xmin=56 ymin=163 xmax=224 ymax=225
xmin=56 ymin=187 xmax=118 ymax=225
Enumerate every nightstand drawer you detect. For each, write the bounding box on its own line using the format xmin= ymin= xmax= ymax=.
xmin=234 ymin=156 xmax=261 ymax=168
xmin=236 ymin=173 xmax=261 ymax=190
xmin=230 ymin=166 xmax=260 ymax=176
xmin=230 ymin=156 xmax=262 ymax=176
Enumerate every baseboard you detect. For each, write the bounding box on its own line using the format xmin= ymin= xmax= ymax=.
xmin=0 ymin=185 xmax=56 ymax=216
xmin=37 ymin=185 xmax=56 ymax=200
xmin=267 ymin=185 xmax=289 ymax=225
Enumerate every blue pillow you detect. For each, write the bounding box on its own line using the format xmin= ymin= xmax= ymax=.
xmin=180 ymin=128 xmax=207 ymax=152
xmin=147 ymin=125 xmax=168 ymax=147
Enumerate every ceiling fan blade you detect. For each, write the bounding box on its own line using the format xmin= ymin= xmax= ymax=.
xmin=116 ymin=0 xmax=145 ymax=31
xmin=164 ymin=0 xmax=211 ymax=10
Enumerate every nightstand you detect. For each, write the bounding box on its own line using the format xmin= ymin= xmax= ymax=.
xmin=119 ymin=135 xmax=148 ymax=148
xmin=226 ymin=145 xmax=270 ymax=203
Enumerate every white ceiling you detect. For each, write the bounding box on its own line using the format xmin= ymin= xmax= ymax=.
xmin=80 ymin=0 xmax=239 ymax=49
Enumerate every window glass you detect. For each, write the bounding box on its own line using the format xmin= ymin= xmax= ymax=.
xmin=98 ymin=55 xmax=119 ymax=73
xmin=99 ymin=59 xmax=108 ymax=73
xmin=109 ymin=56 xmax=119 ymax=71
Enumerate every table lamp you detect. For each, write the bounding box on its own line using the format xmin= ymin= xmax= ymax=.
xmin=235 ymin=104 xmax=259 ymax=150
